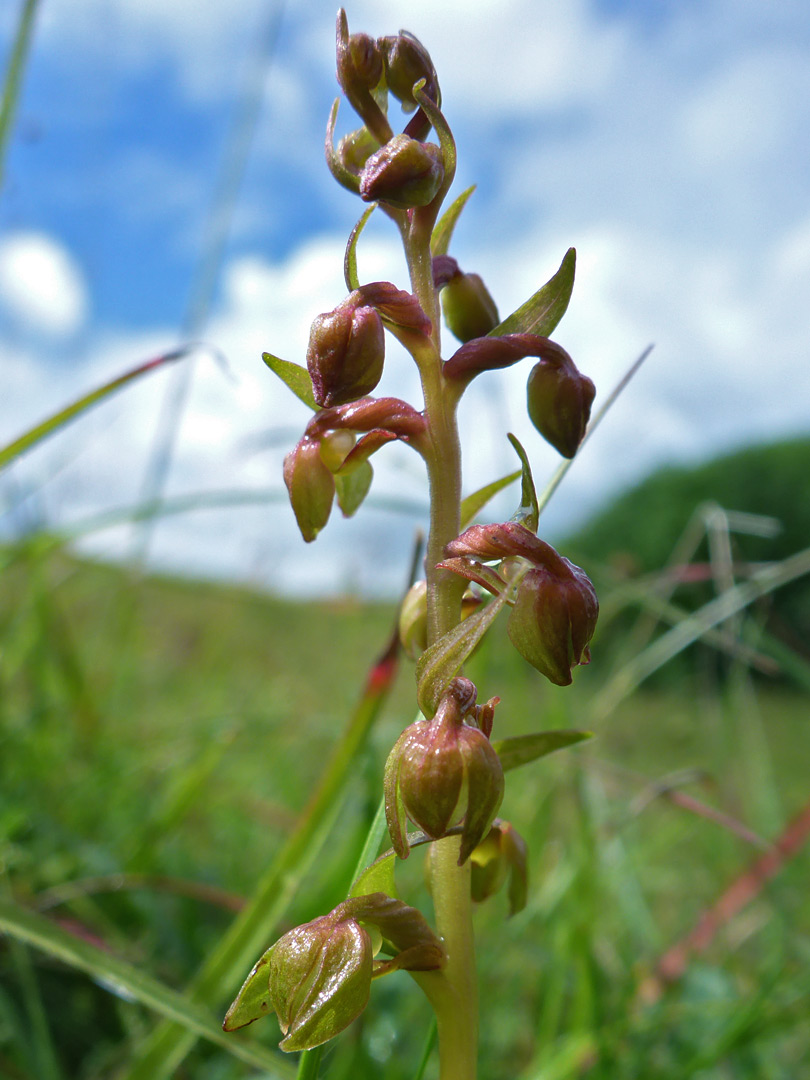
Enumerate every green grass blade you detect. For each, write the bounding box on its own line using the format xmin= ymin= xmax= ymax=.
xmin=593 ymin=545 xmax=810 ymax=721
xmin=0 ymin=349 xmax=190 ymax=470
xmin=0 ymin=898 xmax=294 ymax=1077
xmin=0 ymin=0 xmax=40 ymax=191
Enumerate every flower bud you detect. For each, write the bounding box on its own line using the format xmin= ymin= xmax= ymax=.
xmin=526 ymin=352 xmax=595 ymax=458
xmin=378 ymin=31 xmax=440 ymax=111
xmin=385 ymin=678 xmax=504 ymax=863
xmin=398 ymin=580 xmax=428 ymax=659
xmin=441 ymin=271 xmax=500 ymax=343
xmin=360 ymin=134 xmax=444 ymax=209
xmin=265 ymin=913 xmax=372 ymax=1051
xmin=507 ymin=561 xmax=598 ymax=685
xmin=318 ymin=429 xmax=356 ymax=473
xmin=470 ymin=821 xmax=528 ymax=915
xmin=337 ymin=30 xmax=384 ymax=100
xmin=336 ymin=126 xmax=380 ymax=179
xmin=283 ymin=437 xmax=335 ymax=543
xmin=307 ymin=300 xmax=385 ymax=408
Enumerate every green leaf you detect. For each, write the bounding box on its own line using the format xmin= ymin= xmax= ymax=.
xmin=507 ymin=433 xmax=539 ymax=532
xmin=350 ymin=850 xmax=398 ymax=900
xmin=416 ymin=592 xmax=508 ymax=716
xmin=222 ymin=946 xmax=275 ymax=1031
xmin=460 ymin=469 xmax=521 ymax=528
xmin=430 ymin=185 xmax=476 ymax=257
xmin=344 ymin=204 xmax=377 ymax=291
xmin=0 ymin=898 xmax=294 ymax=1077
xmin=490 ymin=247 xmax=576 ymax=338
xmin=262 ymin=353 xmax=317 ymax=411
xmin=0 ymin=348 xmax=189 ymax=471
xmin=335 ymin=461 xmax=373 ymax=518
xmin=491 ymin=730 xmax=592 ymax=773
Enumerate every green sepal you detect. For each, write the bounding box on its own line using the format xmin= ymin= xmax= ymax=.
xmin=344 ymin=204 xmax=377 ymax=291
xmin=491 ymin=729 xmax=592 ymax=773
xmin=430 ymin=184 xmax=475 ymax=256
xmin=325 ymin=97 xmax=361 ymax=193
xmin=507 ymin=432 xmax=539 ymax=533
xmin=412 ymin=79 xmax=456 ymax=204
xmin=335 ymin=461 xmax=373 ymax=518
xmin=460 ymin=468 xmax=521 ymax=528
xmin=262 ymin=353 xmax=318 ymax=411
xmin=416 ymin=591 xmax=508 ymax=717
xmin=489 ymin=247 xmax=575 ymax=338
xmin=222 ymin=945 xmax=276 ymax=1031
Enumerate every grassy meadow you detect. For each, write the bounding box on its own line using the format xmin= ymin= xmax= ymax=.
xmin=1 ymin=475 xmax=809 ymax=1079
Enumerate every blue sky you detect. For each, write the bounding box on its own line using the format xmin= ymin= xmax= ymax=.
xmin=1 ymin=0 xmax=809 ymax=595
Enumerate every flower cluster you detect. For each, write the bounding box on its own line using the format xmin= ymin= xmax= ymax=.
xmin=227 ymin=8 xmax=601 ymax=1065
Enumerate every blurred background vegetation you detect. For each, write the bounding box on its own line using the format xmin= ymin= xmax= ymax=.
xmin=2 ymin=433 xmax=808 ymax=1079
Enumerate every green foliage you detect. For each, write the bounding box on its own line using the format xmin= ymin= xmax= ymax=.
xmin=567 ymin=436 xmax=810 ymax=680
xmin=1 ymin=546 xmax=808 ymax=1078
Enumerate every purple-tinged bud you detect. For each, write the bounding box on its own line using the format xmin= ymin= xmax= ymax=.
xmin=470 ymin=821 xmax=529 ymax=916
xmin=385 ymin=678 xmax=504 ymax=863
xmin=507 ymin=561 xmax=598 ymax=686
xmin=378 ymin=31 xmax=440 ymax=111
xmin=360 ymin=135 xmax=444 ymax=209
xmin=307 ymin=301 xmax=385 ymax=408
xmin=265 ymin=913 xmax=372 ymax=1051
xmin=526 ymin=350 xmax=595 ymax=459
xmin=355 ymin=281 xmax=432 ymax=334
xmin=283 ymin=437 xmax=335 ymax=543
xmin=441 ymin=271 xmax=500 ymax=343
xmin=335 ymin=12 xmax=392 ymax=146
xmin=337 ymin=31 xmax=384 ymax=96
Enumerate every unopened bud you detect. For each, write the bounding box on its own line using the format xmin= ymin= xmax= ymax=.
xmin=336 ymin=126 xmax=380 ymax=179
xmin=283 ymin=437 xmax=335 ymax=543
xmin=318 ymin=429 xmax=356 ymax=473
xmin=385 ymin=678 xmax=504 ymax=863
xmin=360 ymin=134 xmax=444 ymax=209
xmin=337 ymin=31 xmax=384 ymax=100
xmin=265 ymin=913 xmax=372 ymax=1051
xmin=507 ymin=561 xmax=598 ymax=685
xmin=470 ymin=821 xmax=528 ymax=915
xmin=307 ymin=300 xmax=385 ymax=408
xmin=399 ymin=580 xmax=428 ymax=660
xmin=378 ymin=31 xmax=439 ymax=111
xmin=441 ymin=271 xmax=500 ymax=343
xmin=526 ymin=350 xmax=595 ymax=458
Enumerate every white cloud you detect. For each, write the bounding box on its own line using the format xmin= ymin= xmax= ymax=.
xmin=0 ymin=233 xmax=89 ymax=336
xmin=4 ymin=0 xmax=810 ymax=594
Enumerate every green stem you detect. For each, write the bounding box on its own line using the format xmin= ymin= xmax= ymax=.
xmin=404 ymin=210 xmax=477 ymax=1079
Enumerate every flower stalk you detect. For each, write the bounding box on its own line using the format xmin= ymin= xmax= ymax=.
xmin=225 ymin=11 xmax=598 ymax=1078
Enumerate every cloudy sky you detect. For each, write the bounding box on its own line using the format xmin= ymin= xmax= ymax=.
xmin=1 ymin=0 xmax=808 ymax=595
